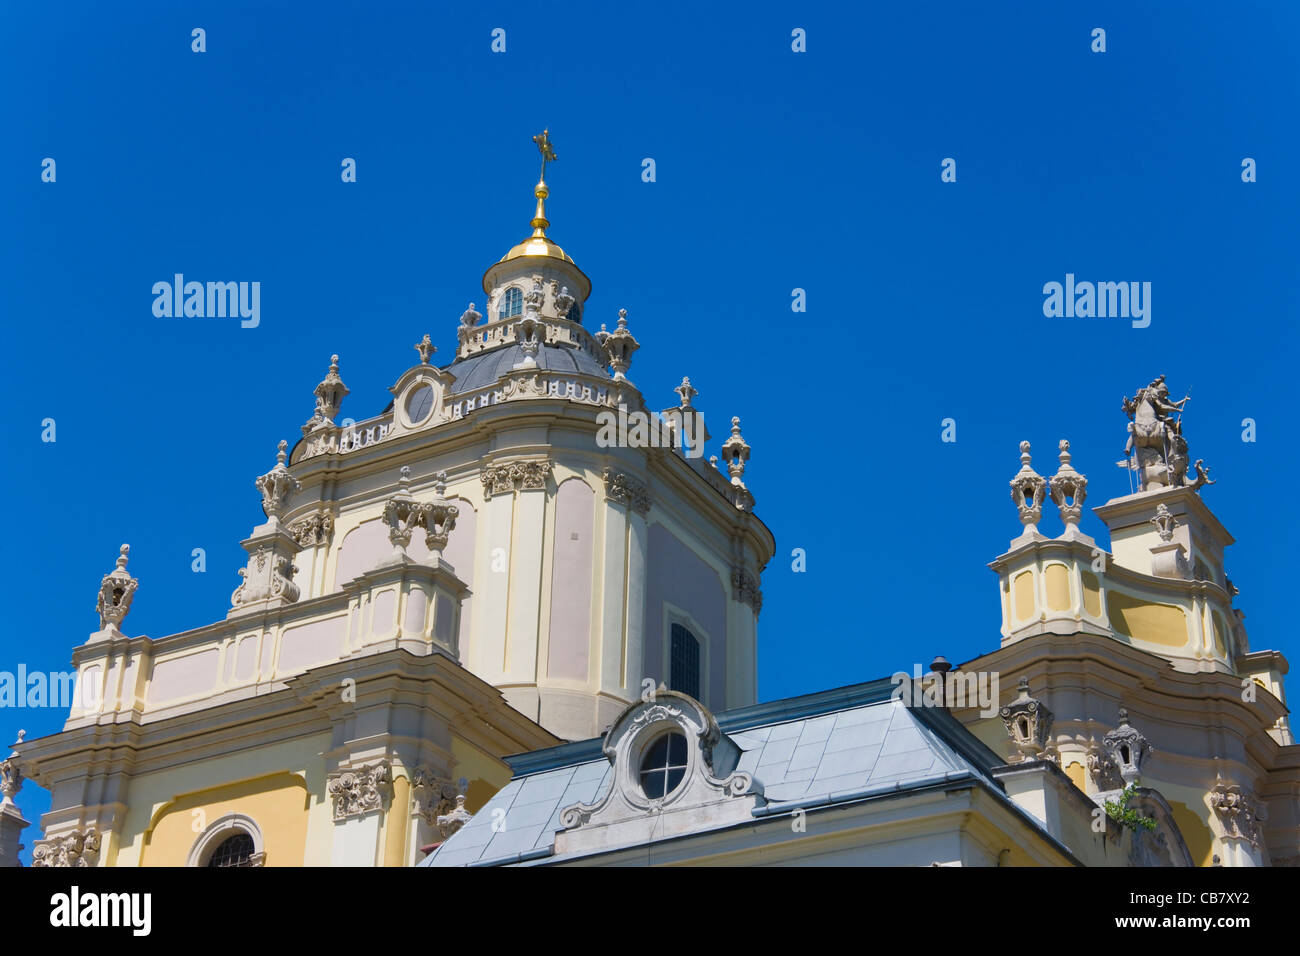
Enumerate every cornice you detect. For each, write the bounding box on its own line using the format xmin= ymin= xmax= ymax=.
xmin=988 ymin=534 xmax=1235 ymax=606
xmin=17 ymin=649 xmax=558 ymax=787
xmin=956 ymin=632 xmax=1290 ymax=762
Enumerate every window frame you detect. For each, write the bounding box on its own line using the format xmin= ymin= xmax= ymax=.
xmin=637 ymin=730 xmax=689 ymax=800
xmin=660 ymin=604 xmax=710 ymax=705
xmin=499 ymin=286 xmax=524 ymax=320
xmin=186 ymin=813 xmax=267 ymax=868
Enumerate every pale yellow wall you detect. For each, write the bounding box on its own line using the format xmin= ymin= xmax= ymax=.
xmin=1166 ymin=798 xmax=1216 ymax=867
xmin=1063 ymin=760 xmax=1087 ymax=792
xmin=1081 ymin=571 xmax=1102 ymax=617
xmin=451 ymin=735 xmax=513 ymax=813
xmin=1107 ymin=591 xmax=1187 ymax=648
xmin=1044 ymin=564 xmax=1070 ymax=612
xmin=1013 ymin=571 xmax=1035 ymax=622
xmin=111 ymin=732 xmax=332 ymax=867
xmin=141 ymin=772 xmax=310 ymax=866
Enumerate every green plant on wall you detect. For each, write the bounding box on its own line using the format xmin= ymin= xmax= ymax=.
xmin=1104 ymin=781 xmax=1158 ymax=833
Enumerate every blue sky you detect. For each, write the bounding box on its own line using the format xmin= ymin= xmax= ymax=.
xmin=3 ymin=1 xmax=1297 ymax=846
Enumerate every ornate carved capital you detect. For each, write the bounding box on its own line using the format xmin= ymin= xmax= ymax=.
xmin=31 ymin=828 xmax=101 ymax=868
xmin=730 ymin=567 xmax=763 ymax=615
xmin=288 ymin=510 xmax=335 ymax=548
xmin=481 ymin=459 xmax=552 ymax=497
xmin=411 ymin=766 xmax=466 ymax=836
xmin=602 ymin=468 xmax=650 ymax=515
xmin=328 ymin=761 xmax=392 ymax=820
xmin=1209 ymin=775 xmax=1262 ymax=846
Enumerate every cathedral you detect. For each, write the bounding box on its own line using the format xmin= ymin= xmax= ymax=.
xmin=2 ymin=134 xmax=1296 ymax=868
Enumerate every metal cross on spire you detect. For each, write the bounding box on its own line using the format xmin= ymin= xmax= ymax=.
xmin=533 ymin=128 xmax=557 ymax=183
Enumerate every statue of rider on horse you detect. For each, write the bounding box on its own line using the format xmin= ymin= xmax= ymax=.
xmin=1120 ymin=375 xmax=1214 ymax=492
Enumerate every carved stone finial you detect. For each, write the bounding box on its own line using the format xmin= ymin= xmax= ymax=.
xmin=1000 ymin=677 xmax=1055 ymax=764
xmin=1 ymin=745 xmax=22 ymax=806
xmin=1010 ymin=441 xmax=1047 ymax=534
xmin=96 ymin=543 xmax=138 ymax=631
xmin=1049 ymin=439 xmax=1088 ymax=534
xmin=436 ymin=793 xmax=473 ymax=838
xmin=595 ymin=309 xmax=639 ymax=381
xmin=675 ymin=376 xmax=698 ymax=409
xmin=302 ymin=355 xmax=350 ymax=435
xmin=421 ymin=471 xmax=459 ymax=557
xmin=414 ymin=334 xmax=437 ymax=365
xmin=720 ymin=417 xmax=750 ymax=486
xmin=255 ymin=440 xmax=301 ymax=520
xmin=383 ymin=468 xmax=422 ymax=557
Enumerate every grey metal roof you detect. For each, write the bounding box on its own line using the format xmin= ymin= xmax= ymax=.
xmin=420 ymin=693 xmax=1002 ymax=867
xmin=443 ymin=342 xmax=608 ymax=395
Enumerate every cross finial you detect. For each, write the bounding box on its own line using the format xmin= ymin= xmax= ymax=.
xmin=414 ymin=334 xmax=436 ymax=364
xmin=533 ymin=128 xmax=557 ymax=182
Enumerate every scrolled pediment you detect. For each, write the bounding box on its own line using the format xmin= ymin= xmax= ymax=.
xmin=555 ymin=691 xmax=762 ymax=855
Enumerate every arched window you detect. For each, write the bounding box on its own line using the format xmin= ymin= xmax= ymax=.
xmin=500 ymin=287 xmax=523 ymax=319
xmin=186 ymin=813 xmax=266 ymax=867
xmin=207 ymin=832 xmax=256 ymax=867
xmin=670 ymin=623 xmax=700 ymax=700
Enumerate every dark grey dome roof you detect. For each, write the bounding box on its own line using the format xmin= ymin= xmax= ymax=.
xmin=444 ymin=342 xmax=609 ymax=395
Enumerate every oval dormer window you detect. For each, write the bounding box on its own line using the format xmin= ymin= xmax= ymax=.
xmin=639 ymin=731 xmax=688 ymax=799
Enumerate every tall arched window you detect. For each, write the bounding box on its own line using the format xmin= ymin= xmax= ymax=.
xmin=670 ymin=623 xmax=700 ymax=700
xmin=500 ymin=287 xmax=523 ymax=319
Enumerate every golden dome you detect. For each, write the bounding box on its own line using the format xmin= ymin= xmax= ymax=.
xmin=498 ymin=180 xmax=575 ymax=265
xmin=499 ymin=234 xmax=575 ymax=265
